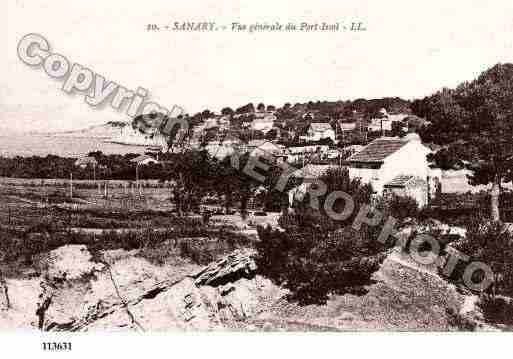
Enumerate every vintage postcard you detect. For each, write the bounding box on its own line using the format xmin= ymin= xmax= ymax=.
xmin=1 ymin=0 xmax=512 ymax=357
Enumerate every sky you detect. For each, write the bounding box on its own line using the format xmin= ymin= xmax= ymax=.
xmin=1 ymin=0 xmax=513 ymax=132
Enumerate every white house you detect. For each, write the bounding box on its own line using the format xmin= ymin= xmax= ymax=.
xmin=202 ymin=142 xmax=237 ymax=160
xmin=302 ymin=123 xmax=335 ymax=142
xmin=383 ymin=175 xmax=429 ymax=208
xmin=251 ymin=113 xmax=276 ymax=133
xmin=74 ymin=156 xmax=98 ymax=169
xmin=346 ymin=133 xmax=432 ymax=204
xmin=287 ymin=145 xmax=330 ymax=163
xmin=130 ymin=154 xmax=158 ymax=166
xmin=368 ymin=108 xmax=410 ymax=133
xmin=244 ymin=140 xmax=289 ymax=163
xmin=367 ymin=118 xmax=392 ymax=132
xmin=339 ymin=122 xmax=357 ymax=132
xmin=288 ymin=164 xmax=341 ymax=205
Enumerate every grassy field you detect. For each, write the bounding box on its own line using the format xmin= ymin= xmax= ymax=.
xmin=0 ymin=179 xmax=261 ymax=278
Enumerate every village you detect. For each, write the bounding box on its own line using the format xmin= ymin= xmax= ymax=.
xmin=98 ymin=103 xmax=488 ymax=215
xmin=2 ymin=65 xmax=513 ymax=333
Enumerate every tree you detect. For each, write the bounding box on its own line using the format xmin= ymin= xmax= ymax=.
xmin=285 ymin=167 xmax=373 ymax=230
xmin=163 ymin=150 xmax=217 ymax=215
xmin=256 ymin=167 xmax=387 ymax=304
xmin=255 ymin=225 xmax=387 ymax=304
xmin=252 ymin=130 xmax=266 ymax=140
xmin=375 ymin=194 xmax=419 ymax=221
xmin=416 ymin=64 xmax=513 ymax=221
xmin=257 ymin=103 xmax=266 ymax=112
xmin=221 ymin=107 xmax=234 ymax=116
xmin=236 ymin=103 xmax=255 ymax=114
xmin=452 ymin=220 xmax=513 ymax=297
xmin=264 ymin=128 xmax=278 ymax=141
xmin=216 ymin=153 xmax=262 ymax=215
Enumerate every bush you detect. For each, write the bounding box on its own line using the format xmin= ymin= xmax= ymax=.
xmin=377 ymin=194 xmax=420 ymax=221
xmin=261 ymin=166 xmax=389 ymax=304
xmin=0 ymin=221 xmax=251 ymax=267
xmin=451 ymin=220 xmax=513 ymax=297
xmin=479 ymin=296 xmax=513 ymax=327
xmin=255 ymin=225 xmax=388 ymax=305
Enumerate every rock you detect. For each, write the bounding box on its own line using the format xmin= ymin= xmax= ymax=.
xmin=36 ymin=245 xmax=105 ymax=281
xmin=0 ymin=278 xmax=41 ymax=330
xmin=2 ymin=247 xmax=281 ymax=331
xmin=81 ymin=277 xmax=230 ymax=331
xmin=219 ymin=279 xmax=259 ymax=318
xmin=33 ymin=245 xmax=105 ymax=331
xmin=37 ymin=246 xmax=196 ymax=331
xmin=76 ymin=252 xmax=283 ymax=331
xmin=78 ymin=249 xmax=261 ymax=331
xmin=193 ymin=250 xmax=257 ymax=287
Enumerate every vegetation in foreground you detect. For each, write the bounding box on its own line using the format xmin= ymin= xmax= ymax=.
xmin=255 ymin=168 xmax=390 ymax=305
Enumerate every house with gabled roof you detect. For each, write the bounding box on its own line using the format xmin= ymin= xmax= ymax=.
xmin=302 ymin=122 xmax=335 ymax=142
xmin=288 ymin=164 xmax=342 ymax=205
xmin=346 ymin=133 xmax=432 ymax=204
xmin=383 ymin=175 xmax=429 ymax=208
xmin=251 ymin=113 xmax=276 ymax=133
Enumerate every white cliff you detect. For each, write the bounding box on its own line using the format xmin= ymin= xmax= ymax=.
xmin=109 ymin=126 xmax=169 ymax=150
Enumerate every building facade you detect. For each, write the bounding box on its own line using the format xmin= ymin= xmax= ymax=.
xmin=346 ymin=134 xmax=431 ymax=205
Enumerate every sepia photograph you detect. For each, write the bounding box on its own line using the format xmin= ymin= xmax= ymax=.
xmin=1 ymin=0 xmax=513 ymax=357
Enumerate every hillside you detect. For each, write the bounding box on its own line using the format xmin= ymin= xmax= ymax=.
xmin=37 ymin=121 xmax=128 ymax=139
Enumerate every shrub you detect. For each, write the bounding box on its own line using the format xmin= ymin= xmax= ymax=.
xmin=0 ymin=221 xmax=251 ymax=267
xmin=262 ymin=166 xmax=389 ymax=304
xmin=479 ymin=296 xmax=513 ymax=327
xmin=450 ymin=220 xmax=513 ymax=297
xmin=376 ymin=194 xmax=420 ymax=221
xmin=400 ymin=221 xmax=447 ymax=255
xmin=255 ymin=225 xmax=388 ymax=305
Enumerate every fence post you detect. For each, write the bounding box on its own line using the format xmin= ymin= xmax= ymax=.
xmin=69 ymin=172 xmax=73 ymax=200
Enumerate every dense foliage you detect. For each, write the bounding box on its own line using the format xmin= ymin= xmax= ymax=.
xmin=414 ymin=64 xmax=513 ymax=220
xmin=376 ymin=194 xmax=420 ymax=221
xmin=255 ymin=168 xmax=389 ymax=304
xmin=451 ymin=220 xmax=513 ymax=297
xmin=255 ymin=225 xmax=387 ymax=305
xmin=0 ymin=219 xmax=249 ymax=267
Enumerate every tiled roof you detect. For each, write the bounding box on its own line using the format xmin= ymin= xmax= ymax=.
xmin=384 ymin=175 xmax=415 ymax=188
xmin=347 ymin=138 xmax=406 ymax=163
xmin=310 ymin=123 xmax=332 ymax=132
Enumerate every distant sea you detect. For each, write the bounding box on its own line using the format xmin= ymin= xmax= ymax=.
xmin=0 ymin=134 xmax=149 ymax=158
